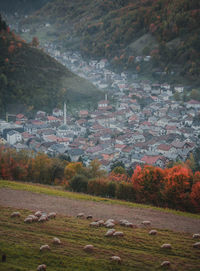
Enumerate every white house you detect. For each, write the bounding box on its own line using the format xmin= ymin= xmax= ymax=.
xmin=53 ymin=108 xmax=63 ymax=117
xmin=7 ymin=130 xmax=22 ymax=145
xmin=174 ymin=85 xmax=184 ymax=93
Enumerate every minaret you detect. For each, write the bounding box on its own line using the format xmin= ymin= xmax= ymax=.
xmin=105 ymin=93 xmax=108 ymax=101
xmin=64 ymin=102 xmax=66 ymax=125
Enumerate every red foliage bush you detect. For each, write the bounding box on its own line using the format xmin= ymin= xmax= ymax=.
xmin=191 ymin=182 xmax=200 ymax=212
xmin=131 ymin=165 xmax=165 ymax=205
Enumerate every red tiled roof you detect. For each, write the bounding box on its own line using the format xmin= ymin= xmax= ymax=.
xmin=157 ymin=144 xmax=172 ymax=151
xmin=16 ymin=114 xmax=24 ymax=119
xmin=141 ymin=155 xmax=162 ymax=165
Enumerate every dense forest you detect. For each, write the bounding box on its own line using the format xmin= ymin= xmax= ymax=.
xmin=23 ymin=0 xmax=200 ymax=85
xmin=0 ymin=15 xmax=102 ymax=116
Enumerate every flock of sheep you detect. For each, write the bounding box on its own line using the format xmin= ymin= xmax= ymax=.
xmin=9 ymin=210 xmax=200 ymax=270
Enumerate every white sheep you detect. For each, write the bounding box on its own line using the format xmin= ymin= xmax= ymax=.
xmin=113 ymin=231 xmax=124 ymax=237
xmin=105 ymin=229 xmax=115 ymax=237
xmin=161 ymin=261 xmax=170 ymax=267
xmin=119 ymin=219 xmax=129 ymax=226
xmin=48 ymin=212 xmax=56 ymax=219
xmin=24 ymin=217 xmax=33 ymax=223
xmin=161 ymin=244 xmax=172 ymax=249
xmin=10 ymin=211 xmax=21 ymax=218
xmin=27 ymin=215 xmax=38 ymax=222
xmin=37 ymin=264 xmax=46 ymax=271
xmin=40 ymin=245 xmax=50 ymax=252
xmin=105 ymin=222 xmax=115 ymax=228
xmin=149 ymin=230 xmax=157 ymax=235
xmin=38 ymin=215 xmax=48 ymax=223
xmin=35 ymin=211 xmax=42 ymax=217
xmin=125 ymin=222 xmax=135 ymax=228
xmin=90 ymin=221 xmax=100 ymax=227
xmin=110 ymin=256 xmax=121 ymax=264
xmin=193 ymin=242 xmax=200 ymax=248
xmin=97 ymin=220 xmax=104 ymax=226
xmin=141 ymin=221 xmax=151 ymax=226
xmin=83 ymin=244 xmax=94 ymax=252
xmin=105 ymin=219 xmax=115 ymax=224
xmin=53 ymin=237 xmax=61 ymax=245
xmin=77 ymin=213 xmax=85 ymax=218
xmin=193 ymin=233 xmax=200 ymax=239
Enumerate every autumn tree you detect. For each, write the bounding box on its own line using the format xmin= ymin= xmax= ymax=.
xmin=131 ymin=165 xmax=165 ymax=205
xmin=190 ymin=182 xmax=200 ymax=212
xmin=163 ymin=165 xmax=193 ymax=210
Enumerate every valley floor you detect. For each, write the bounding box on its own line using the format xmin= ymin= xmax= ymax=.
xmin=0 ymin=188 xmax=200 ymax=234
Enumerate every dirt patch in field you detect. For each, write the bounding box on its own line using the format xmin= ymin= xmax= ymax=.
xmin=0 ymin=188 xmax=199 ymax=234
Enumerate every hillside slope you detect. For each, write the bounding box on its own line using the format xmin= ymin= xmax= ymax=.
xmin=23 ymin=0 xmax=200 ymax=84
xmin=0 ymin=187 xmax=200 ymax=271
xmin=0 ymin=15 xmax=103 ymax=115
xmin=0 ymin=0 xmax=53 ymax=15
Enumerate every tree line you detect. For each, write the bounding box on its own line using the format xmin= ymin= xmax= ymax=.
xmin=0 ymin=146 xmax=199 ymax=213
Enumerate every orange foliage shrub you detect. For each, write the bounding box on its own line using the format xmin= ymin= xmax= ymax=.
xmin=193 ymin=171 xmax=200 ymax=183
xmin=163 ymin=165 xmax=192 ymax=210
xmin=191 ymin=182 xmax=200 ymax=212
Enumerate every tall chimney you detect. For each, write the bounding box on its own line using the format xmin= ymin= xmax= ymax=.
xmin=64 ymin=103 xmax=66 ymax=125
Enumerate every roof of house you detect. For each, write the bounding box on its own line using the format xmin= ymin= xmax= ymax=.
xmin=157 ymin=144 xmax=172 ymax=151
xmin=141 ymin=155 xmax=163 ymax=165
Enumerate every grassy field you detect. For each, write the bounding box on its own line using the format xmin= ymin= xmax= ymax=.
xmin=0 ymin=180 xmax=200 ymax=220
xmin=0 ymin=205 xmax=200 ymax=271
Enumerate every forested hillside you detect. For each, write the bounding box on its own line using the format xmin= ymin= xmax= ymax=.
xmin=0 ymin=0 xmax=53 ymax=15
xmin=0 ymin=15 xmax=103 ymax=115
xmin=23 ymin=0 xmax=200 ymax=84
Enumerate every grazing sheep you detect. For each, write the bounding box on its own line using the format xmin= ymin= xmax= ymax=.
xmin=83 ymin=244 xmax=94 ymax=252
xmin=119 ymin=219 xmax=136 ymax=228
xmin=105 ymin=222 xmax=115 ymax=228
xmin=27 ymin=215 xmax=38 ymax=222
xmin=110 ymin=256 xmax=121 ymax=264
xmin=119 ymin=219 xmax=129 ymax=226
xmin=105 ymin=229 xmax=115 ymax=237
xmin=35 ymin=211 xmax=42 ymax=218
xmin=37 ymin=264 xmax=46 ymax=271
xmin=38 ymin=215 xmax=48 ymax=223
xmin=125 ymin=222 xmax=135 ymax=228
xmin=86 ymin=215 xmax=93 ymax=219
xmin=97 ymin=220 xmax=104 ymax=226
xmin=161 ymin=261 xmax=170 ymax=267
xmin=11 ymin=212 xmax=20 ymax=218
xmin=90 ymin=222 xmax=100 ymax=227
xmin=193 ymin=242 xmax=200 ymax=248
xmin=141 ymin=221 xmax=151 ymax=226
xmin=193 ymin=233 xmax=200 ymax=239
xmin=24 ymin=217 xmax=33 ymax=223
xmin=113 ymin=231 xmax=124 ymax=237
xmin=48 ymin=212 xmax=56 ymax=219
xmin=40 ymin=245 xmax=50 ymax=252
xmin=53 ymin=237 xmax=61 ymax=245
xmin=77 ymin=213 xmax=85 ymax=218
xmin=161 ymin=244 xmax=172 ymax=249
xmin=105 ymin=219 xmax=115 ymax=224
xmin=149 ymin=230 xmax=157 ymax=235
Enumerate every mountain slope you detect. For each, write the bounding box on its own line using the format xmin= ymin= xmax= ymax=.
xmin=0 ymin=0 xmax=53 ymax=15
xmin=23 ymin=0 xmax=200 ymax=84
xmin=0 ymin=15 xmax=103 ymax=115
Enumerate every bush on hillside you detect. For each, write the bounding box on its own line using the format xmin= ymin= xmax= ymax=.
xmin=69 ymin=174 xmax=88 ymax=193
